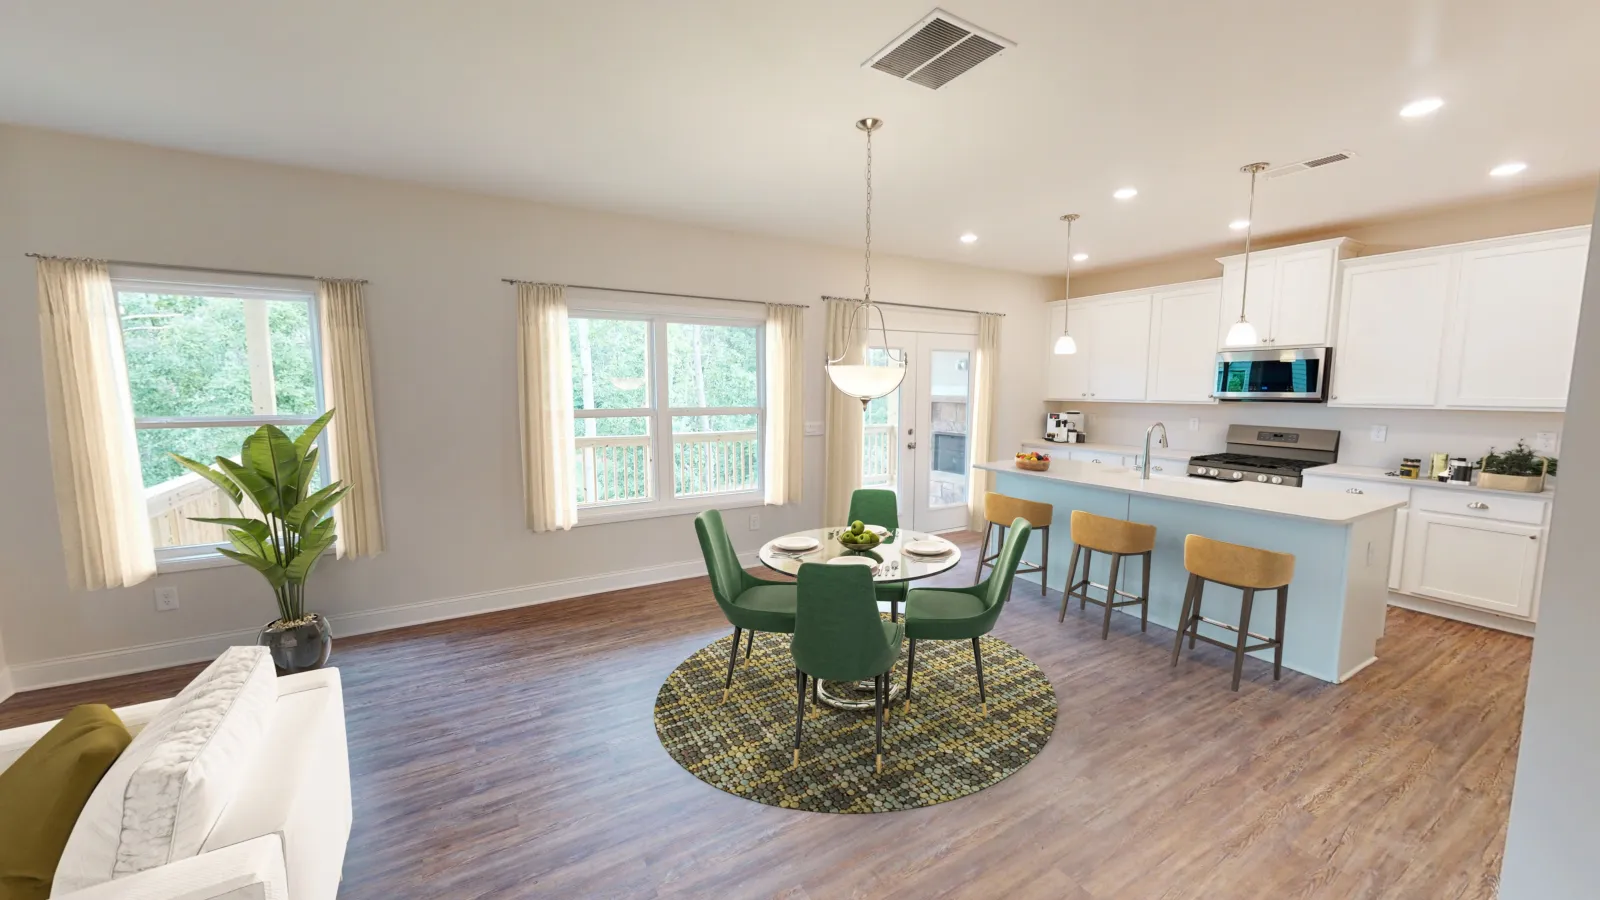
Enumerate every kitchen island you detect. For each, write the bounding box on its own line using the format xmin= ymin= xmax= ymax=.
xmin=976 ymin=459 xmax=1405 ymax=683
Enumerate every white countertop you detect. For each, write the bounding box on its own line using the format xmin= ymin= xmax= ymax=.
xmin=1020 ymin=440 xmax=1201 ymax=462
xmin=1303 ymin=463 xmax=1557 ymax=499
xmin=978 ymin=459 xmax=1405 ymax=523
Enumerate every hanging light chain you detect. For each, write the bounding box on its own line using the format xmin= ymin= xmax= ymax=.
xmin=1060 ymin=213 xmax=1079 ymax=335
xmin=863 ymin=123 xmax=873 ymax=304
xmin=1237 ymin=162 xmax=1269 ymax=323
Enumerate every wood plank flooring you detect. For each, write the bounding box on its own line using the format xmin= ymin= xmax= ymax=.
xmin=0 ymin=531 xmax=1531 ymax=899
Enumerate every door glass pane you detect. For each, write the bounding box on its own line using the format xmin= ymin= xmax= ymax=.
xmin=861 ymin=348 xmax=901 ymax=492
xmin=928 ymin=350 xmax=971 ymax=510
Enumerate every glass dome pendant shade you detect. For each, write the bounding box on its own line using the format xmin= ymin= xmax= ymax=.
xmin=1054 ymin=213 xmax=1080 ymax=355
xmin=1225 ymin=162 xmax=1270 ymax=348
xmin=826 ymin=116 xmax=906 ymax=408
xmin=1054 ymin=333 xmax=1078 ymax=355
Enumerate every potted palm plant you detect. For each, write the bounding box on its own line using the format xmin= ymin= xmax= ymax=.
xmin=171 ymin=409 xmax=347 ymax=674
xmin=1479 ymin=440 xmax=1558 ymax=493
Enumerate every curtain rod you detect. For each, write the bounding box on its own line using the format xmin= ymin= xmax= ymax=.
xmin=25 ymin=253 xmax=368 ymax=284
xmin=503 ymin=279 xmax=807 ymax=309
xmin=820 ymin=295 xmax=1005 ymax=317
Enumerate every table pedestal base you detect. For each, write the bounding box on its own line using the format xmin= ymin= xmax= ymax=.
xmin=817 ymin=679 xmax=904 ymax=711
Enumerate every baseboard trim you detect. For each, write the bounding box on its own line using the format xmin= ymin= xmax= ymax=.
xmin=1387 ymin=592 xmax=1536 ymax=637
xmin=8 ymin=551 xmax=756 ymax=694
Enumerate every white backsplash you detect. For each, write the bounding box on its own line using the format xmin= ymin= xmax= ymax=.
xmin=1044 ymin=401 xmax=1564 ymax=468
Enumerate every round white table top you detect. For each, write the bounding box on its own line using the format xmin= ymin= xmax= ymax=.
xmin=757 ymin=527 xmax=962 ymax=583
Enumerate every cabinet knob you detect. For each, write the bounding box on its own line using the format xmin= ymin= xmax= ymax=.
xmin=1346 ymin=487 xmax=1364 ymax=494
xmin=1153 ymin=465 xmax=1164 ymax=472
xmin=1091 ymin=459 xmax=1102 ymax=464
xmin=1467 ymin=501 xmax=1489 ymax=510
xmin=1529 ymin=535 xmax=1538 ymax=541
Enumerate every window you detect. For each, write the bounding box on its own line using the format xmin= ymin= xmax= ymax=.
xmin=113 ymin=271 xmax=327 ymax=560
xmin=570 ymin=309 xmax=763 ymax=519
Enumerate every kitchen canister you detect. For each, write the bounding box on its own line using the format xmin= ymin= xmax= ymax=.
xmin=1400 ymin=458 xmax=1422 ymax=479
xmin=1448 ymin=457 xmax=1473 ymax=484
xmin=1430 ymin=452 xmax=1450 ymax=481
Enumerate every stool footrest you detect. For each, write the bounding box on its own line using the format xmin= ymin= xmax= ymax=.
xmin=1192 ymin=615 xmax=1279 ymax=646
xmin=1069 ymin=580 xmax=1145 ymax=608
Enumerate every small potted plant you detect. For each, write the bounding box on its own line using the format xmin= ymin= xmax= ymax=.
xmin=1479 ymin=440 xmax=1557 ymax=493
xmin=171 ymin=409 xmax=347 ymax=674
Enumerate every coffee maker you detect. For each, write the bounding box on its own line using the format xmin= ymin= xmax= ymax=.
xmin=1045 ymin=411 xmax=1087 ymax=444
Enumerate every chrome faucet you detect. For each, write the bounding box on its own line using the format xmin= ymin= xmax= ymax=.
xmin=1142 ymin=422 xmax=1169 ymax=481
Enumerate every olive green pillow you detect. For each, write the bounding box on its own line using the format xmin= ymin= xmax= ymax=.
xmin=0 ymin=704 xmax=132 ymax=900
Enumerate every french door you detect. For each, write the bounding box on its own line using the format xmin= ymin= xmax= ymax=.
xmin=861 ymin=331 xmax=977 ymax=533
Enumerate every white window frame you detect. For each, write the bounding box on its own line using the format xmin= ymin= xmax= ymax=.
xmin=111 ymin=267 xmax=328 ymax=569
xmin=568 ymin=305 xmax=766 ymax=526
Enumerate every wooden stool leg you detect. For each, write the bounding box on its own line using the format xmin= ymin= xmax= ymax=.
xmin=1080 ymin=549 xmax=1094 ymax=610
xmin=1101 ymin=553 xmax=1121 ymax=640
xmin=1039 ymin=525 xmax=1050 ymax=596
xmin=973 ymin=523 xmax=992 ymax=586
xmin=1231 ymin=589 xmax=1256 ymax=691
xmin=1059 ymin=544 xmax=1081 ymax=622
xmin=1139 ymin=551 xmax=1152 ymax=633
xmin=1189 ymin=579 xmax=1204 ymax=649
xmin=1273 ymin=585 xmax=1288 ymax=680
xmin=1172 ymin=573 xmax=1198 ymax=667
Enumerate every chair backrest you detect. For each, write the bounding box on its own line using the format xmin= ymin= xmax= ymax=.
xmin=981 ymin=518 xmax=1034 ymax=610
xmin=693 ymin=510 xmax=744 ymax=613
xmin=847 ymin=489 xmax=899 ymax=531
xmin=984 ymin=492 xmax=1053 ymax=528
xmin=792 ymin=563 xmax=890 ymax=682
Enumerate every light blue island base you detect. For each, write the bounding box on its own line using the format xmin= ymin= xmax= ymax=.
xmin=990 ymin=469 xmax=1396 ymax=684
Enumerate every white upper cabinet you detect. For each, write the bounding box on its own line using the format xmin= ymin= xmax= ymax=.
xmin=1215 ymin=238 xmax=1359 ymax=349
xmin=1148 ymin=280 xmax=1223 ymax=403
xmin=1045 ymin=302 xmax=1088 ymax=400
xmin=1441 ymin=233 xmax=1590 ymax=409
xmin=1044 ymin=294 xmax=1151 ymax=401
xmin=1331 ymin=253 xmax=1453 ymax=407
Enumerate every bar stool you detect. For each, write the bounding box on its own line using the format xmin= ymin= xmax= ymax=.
xmin=1171 ymin=534 xmax=1295 ymax=691
xmin=1060 ymin=510 xmax=1156 ymax=639
xmin=974 ymin=493 xmax=1053 ymax=595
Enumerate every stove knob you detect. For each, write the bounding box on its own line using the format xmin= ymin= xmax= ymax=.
xmin=1271 ymin=476 xmax=1283 ymax=485
xmin=1257 ymin=474 xmax=1268 ymax=482
xmin=1206 ymin=468 xmax=1219 ymax=476
xmin=1232 ymin=471 xmax=1243 ymax=480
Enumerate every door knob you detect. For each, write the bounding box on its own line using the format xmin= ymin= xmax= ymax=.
xmin=907 ymin=442 xmax=917 ymax=449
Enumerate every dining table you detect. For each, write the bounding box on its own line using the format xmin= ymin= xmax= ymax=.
xmin=758 ymin=526 xmax=962 ymax=711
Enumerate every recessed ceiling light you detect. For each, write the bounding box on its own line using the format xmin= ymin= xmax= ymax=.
xmin=1490 ymin=161 xmax=1528 ymax=177
xmin=1113 ymin=187 xmax=1138 ymax=200
xmin=959 ymin=232 xmax=978 ymax=244
xmin=1400 ymin=97 xmax=1444 ymax=118
xmin=1072 ymin=252 xmax=1089 ymax=262
xmin=1229 ymin=219 xmax=1251 ymax=231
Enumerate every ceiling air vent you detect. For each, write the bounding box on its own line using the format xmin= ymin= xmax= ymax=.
xmin=865 ymin=8 xmax=1015 ymax=90
xmin=1267 ymin=150 xmax=1358 ymax=179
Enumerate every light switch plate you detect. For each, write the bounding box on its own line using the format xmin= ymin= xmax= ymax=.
xmin=804 ymin=421 xmax=824 ymax=436
xmin=155 ymin=586 xmax=179 ymax=612
xmin=748 ymin=513 xmax=761 ymax=531
xmin=1370 ymin=425 xmax=1388 ymax=442
xmin=1534 ymin=431 xmax=1558 ymax=454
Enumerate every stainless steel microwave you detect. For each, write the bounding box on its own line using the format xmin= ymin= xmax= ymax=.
xmin=1213 ymin=347 xmax=1330 ymax=402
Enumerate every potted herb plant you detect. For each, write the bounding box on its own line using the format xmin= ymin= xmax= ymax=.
xmin=1479 ymin=440 xmax=1557 ymax=493
xmin=171 ymin=409 xmax=347 ymax=674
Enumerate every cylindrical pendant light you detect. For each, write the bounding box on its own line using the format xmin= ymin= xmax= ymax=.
xmin=1225 ymin=162 xmax=1270 ymax=347
xmin=826 ymin=118 xmax=907 ymax=408
xmin=1053 ymin=213 xmax=1080 ymax=354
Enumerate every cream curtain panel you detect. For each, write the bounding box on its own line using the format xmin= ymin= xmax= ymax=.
xmin=517 ymin=283 xmax=578 ymax=532
xmin=968 ymin=313 xmax=1003 ymax=532
xmin=763 ymin=303 xmax=805 ymax=506
xmin=36 ymin=257 xmax=156 ymax=590
xmin=822 ymin=298 xmax=865 ymax=525
xmin=317 ymin=279 xmax=386 ymax=558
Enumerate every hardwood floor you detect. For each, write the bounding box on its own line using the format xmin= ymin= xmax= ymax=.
xmin=0 ymin=531 xmax=1531 ymax=899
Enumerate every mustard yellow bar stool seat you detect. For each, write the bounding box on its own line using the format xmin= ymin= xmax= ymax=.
xmin=974 ymin=493 xmax=1053 ymax=596
xmin=1171 ymin=534 xmax=1295 ymax=691
xmin=1060 ymin=510 xmax=1156 ymax=640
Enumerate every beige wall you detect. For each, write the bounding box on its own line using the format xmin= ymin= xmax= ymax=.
xmin=1067 ymin=179 xmax=1599 ymax=297
xmin=0 ymin=124 xmax=1054 ymax=685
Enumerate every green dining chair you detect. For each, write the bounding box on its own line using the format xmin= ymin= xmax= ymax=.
xmin=847 ymin=488 xmax=908 ymax=621
xmin=694 ymin=509 xmax=798 ymax=701
xmin=902 ymin=518 xmax=1032 ymax=716
xmin=791 ymin=562 xmax=904 ymax=773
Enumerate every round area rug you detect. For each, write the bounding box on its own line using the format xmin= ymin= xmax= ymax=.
xmin=655 ymin=630 xmax=1056 ymax=813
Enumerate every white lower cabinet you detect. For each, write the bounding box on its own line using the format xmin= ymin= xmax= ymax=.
xmin=1399 ymin=511 xmax=1542 ymax=618
xmin=1069 ymin=449 xmax=1127 ymax=467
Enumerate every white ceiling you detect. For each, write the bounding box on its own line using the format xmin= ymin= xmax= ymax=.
xmin=2 ymin=0 xmax=1598 ymax=274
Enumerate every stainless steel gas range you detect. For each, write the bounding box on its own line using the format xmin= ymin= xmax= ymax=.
xmin=1186 ymin=425 xmax=1340 ymax=488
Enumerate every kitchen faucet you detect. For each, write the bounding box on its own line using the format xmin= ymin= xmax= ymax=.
xmin=1143 ymin=422 xmax=1169 ymax=481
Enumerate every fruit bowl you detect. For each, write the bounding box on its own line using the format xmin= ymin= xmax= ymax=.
xmin=1015 ymin=451 xmax=1052 ymax=472
xmin=836 ymin=531 xmax=882 ymax=552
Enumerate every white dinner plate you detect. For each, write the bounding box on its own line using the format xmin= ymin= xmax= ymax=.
xmin=827 ymin=556 xmax=878 ymax=571
xmin=865 ymin=524 xmax=890 ymax=537
xmin=772 ymin=536 xmax=819 ymax=552
xmin=903 ymin=540 xmax=952 ymax=557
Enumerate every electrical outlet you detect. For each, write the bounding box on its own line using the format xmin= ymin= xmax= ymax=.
xmin=154 ymin=586 xmax=179 ymax=612
xmin=1370 ymin=425 xmax=1388 ymax=442
xmin=1188 ymin=418 xmax=1199 ymax=432
xmin=804 ymin=421 xmax=824 ymax=436
xmin=1534 ymin=431 xmax=1558 ymax=454
xmin=748 ymin=512 xmax=761 ymax=531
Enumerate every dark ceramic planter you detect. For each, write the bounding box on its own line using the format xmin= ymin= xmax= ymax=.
xmin=258 ymin=614 xmax=333 ymax=675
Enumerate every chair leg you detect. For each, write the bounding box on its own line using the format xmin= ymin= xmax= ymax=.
xmin=1273 ymin=585 xmax=1288 ymax=681
xmin=972 ymin=637 xmax=987 ymax=716
xmin=1081 ymin=549 xmax=1094 ymax=609
xmin=1189 ymin=579 xmax=1205 ymax=650
xmin=723 ymin=627 xmax=742 ymax=701
xmin=1101 ymin=553 xmax=1121 ymax=640
xmin=812 ymin=674 xmax=820 ymax=706
xmin=1140 ymin=552 xmax=1152 ymax=633
xmin=743 ymin=629 xmax=754 ymax=663
xmin=1172 ymin=573 xmax=1198 ymax=667
xmin=874 ymin=674 xmax=885 ymax=774
xmin=1231 ymin=589 xmax=1256 ymax=691
xmin=903 ymin=638 xmax=917 ymax=712
xmin=793 ymin=670 xmax=806 ymax=766
xmin=1059 ymin=544 xmax=1081 ymax=622
xmin=973 ymin=523 xmax=992 ymax=586
xmin=1040 ymin=525 xmax=1050 ymax=596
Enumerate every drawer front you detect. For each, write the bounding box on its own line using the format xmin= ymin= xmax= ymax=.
xmin=1301 ymin=475 xmax=1412 ymax=506
xmin=1071 ymin=450 xmax=1126 ymax=466
xmin=1410 ymin=489 xmax=1547 ymax=525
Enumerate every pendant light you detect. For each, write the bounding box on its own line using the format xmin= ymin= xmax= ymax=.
xmin=1053 ymin=213 xmax=1080 ymax=355
xmin=1224 ymin=162 xmax=1270 ymax=347
xmin=826 ymin=118 xmax=907 ymax=408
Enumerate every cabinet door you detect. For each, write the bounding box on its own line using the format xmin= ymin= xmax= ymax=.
xmin=1400 ymin=511 xmax=1541 ymax=617
xmin=1331 ymin=254 xmax=1452 ymax=406
xmin=1216 ymin=258 xmax=1276 ymax=348
xmin=1087 ymin=295 xmax=1152 ymax=400
xmin=1148 ymin=283 xmax=1222 ymax=403
xmin=1268 ymin=248 xmax=1338 ymax=346
xmin=1444 ymin=235 xmax=1589 ymax=409
xmin=1070 ymin=449 xmax=1125 ymax=466
xmin=1045 ymin=303 xmax=1089 ymax=400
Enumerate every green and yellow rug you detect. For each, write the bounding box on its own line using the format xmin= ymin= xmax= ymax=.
xmin=654 ymin=631 xmax=1056 ymax=813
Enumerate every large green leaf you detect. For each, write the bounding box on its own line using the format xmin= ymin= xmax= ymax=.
xmin=216 ymin=458 xmax=280 ymax=515
xmin=284 ymin=518 xmax=338 ymax=583
xmin=285 ymin=483 xmax=348 ymax=532
xmin=243 ymin=425 xmax=301 ymax=509
xmin=226 ymin=528 xmax=277 ymax=564
xmin=217 ymin=547 xmax=288 ymax=588
xmin=168 ymin=454 xmax=243 ymax=506
xmin=190 ymin=517 xmax=271 ymax=544
xmin=296 ymin=445 xmax=321 ymax=504
xmin=294 ymin=408 xmax=336 ymax=459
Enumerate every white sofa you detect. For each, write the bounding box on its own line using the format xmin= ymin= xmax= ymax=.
xmin=0 ymin=668 xmax=351 ymax=900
